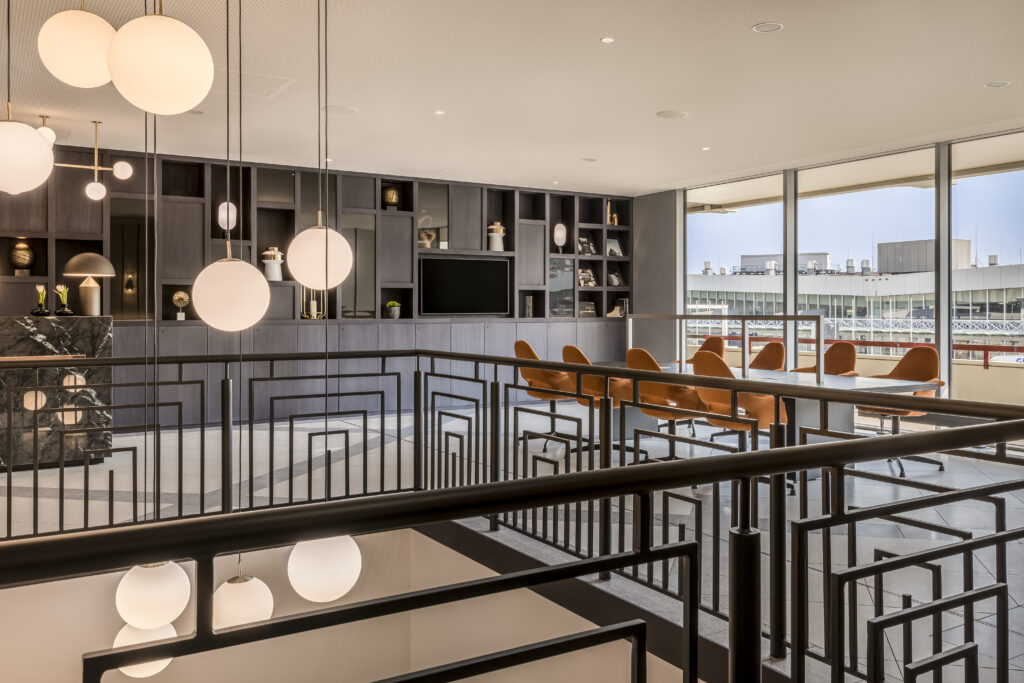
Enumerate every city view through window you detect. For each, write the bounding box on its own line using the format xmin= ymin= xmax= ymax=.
xmin=685 ymin=133 xmax=1024 ymax=403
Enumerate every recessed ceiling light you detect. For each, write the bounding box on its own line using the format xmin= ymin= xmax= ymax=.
xmin=985 ymin=80 xmax=1010 ymax=88
xmin=552 ymin=180 xmax=559 ymax=185
xmin=655 ymin=110 xmax=689 ymax=119
xmin=600 ymin=37 xmax=614 ymax=44
xmin=581 ymin=157 xmax=598 ymax=162
xmin=752 ymin=22 xmax=783 ymax=33
xmin=434 ymin=110 xmax=445 ymax=115
xmin=325 ymin=157 xmax=332 ymax=162
xmin=701 ymin=146 xmax=711 ymax=151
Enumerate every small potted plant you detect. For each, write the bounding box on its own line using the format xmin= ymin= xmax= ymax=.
xmin=53 ymin=284 xmax=73 ymax=316
xmin=385 ymin=300 xmax=401 ymax=319
xmin=31 ymin=284 xmax=49 ymax=316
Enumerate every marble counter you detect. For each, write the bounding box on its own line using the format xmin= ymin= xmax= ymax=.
xmin=0 ymin=316 xmax=113 ymax=468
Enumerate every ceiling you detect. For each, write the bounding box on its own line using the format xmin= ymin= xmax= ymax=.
xmin=6 ymin=0 xmax=1024 ymax=197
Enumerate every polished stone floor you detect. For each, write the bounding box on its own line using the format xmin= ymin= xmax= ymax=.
xmin=2 ymin=402 xmax=1021 ymax=681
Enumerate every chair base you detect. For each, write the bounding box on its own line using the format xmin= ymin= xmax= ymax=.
xmin=877 ymin=415 xmax=945 ymax=477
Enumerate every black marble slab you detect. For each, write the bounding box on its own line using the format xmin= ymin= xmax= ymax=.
xmin=0 ymin=316 xmax=113 ymax=468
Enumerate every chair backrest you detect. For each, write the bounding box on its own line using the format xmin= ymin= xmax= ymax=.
xmin=514 ymin=340 xmax=567 ymax=390
xmin=824 ymin=341 xmax=857 ymax=375
xmin=562 ymin=345 xmax=602 ymax=395
xmin=750 ymin=342 xmax=785 ymax=370
xmin=692 ymin=350 xmax=735 ymax=407
xmin=889 ymin=346 xmax=940 ymax=382
xmin=626 ymin=347 xmax=665 ymax=398
xmin=697 ymin=336 xmax=725 ymax=357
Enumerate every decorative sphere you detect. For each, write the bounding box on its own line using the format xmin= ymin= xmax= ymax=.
xmin=287 ymin=536 xmax=362 ymax=603
xmin=113 ymin=160 xmax=134 ymax=180
xmin=113 ymin=623 xmax=176 ymax=678
xmin=10 ymin=240 xmax=34 ymax=268
xmin=22 ymin=391 xmax=46 ymax=411
xmin=213 ymin=575 xmax=274 ymax=629
xmin=287 ymin=227 xmax=353 ymax=290
xmin=192 ymin=259 xmax=269 ymax=332
xmin=108 ymin=14 xmax=214 ymax=115
xmin=217 ymin=201 xmax=237 ymax=230
xmin=115 ymin=562 xmax=191 ymax=630
xmin=37 ymin=9 xmax=115 ymax=88
xmin=36 ymin=126 xmax=56 ymax=146
xmin=85 ymin=181 xmax=107 ymax=201
xmin=0 ymin=121 xmax=55 ymax=195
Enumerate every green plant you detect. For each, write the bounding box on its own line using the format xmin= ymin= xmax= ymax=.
xmin=385 ymin=300 xmax=401 ymax=308
xmin=35 ymin=284 xmax=46 ymax=305
xmin=54 ymin=284 xmax=69 ymax=306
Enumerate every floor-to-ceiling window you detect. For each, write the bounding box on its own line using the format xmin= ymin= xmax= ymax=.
xmin=686 ymin=175 xmax=784 ymax=350
xmin=951 ymin=131 xmax=1024 ymax=402
xmin=797 ymin=150 xmax=936 ymax=361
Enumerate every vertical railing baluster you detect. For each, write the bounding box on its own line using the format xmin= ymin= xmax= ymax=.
xmin=729 ymin=476 xmax=761 ymax=682
xmin=221 ymin=375 xmax=233 ymax=514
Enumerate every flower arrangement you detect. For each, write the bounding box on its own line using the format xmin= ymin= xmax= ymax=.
xmin=385 ymin=300 xmax=401 ymax=319
xmin=385 ymin=300 xmax=401 ymax=308
xmin=54 ymin=284 xmax=69 ymax=306
xmin=35 ymin=284 xmax=45 ymax=305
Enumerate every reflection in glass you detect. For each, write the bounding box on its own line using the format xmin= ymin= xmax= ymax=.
xmin=549 ymin=257 xmax=574 ymax=318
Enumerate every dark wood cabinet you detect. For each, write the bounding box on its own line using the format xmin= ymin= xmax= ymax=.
xmin=52 ymin=151 xmax=103 ymax=234
xmin=379 ymin=213 xmax=414 ymax=285
xmin=159 ymin=198 xmax=205 ymax=280
xmin=449 ymin=185 xmax=483 ymax=251
xmin=516 ymin=221 xmax=547 ymax=288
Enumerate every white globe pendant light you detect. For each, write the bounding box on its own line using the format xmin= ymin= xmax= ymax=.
xmin=37 ymin=8 xmax=115 ymax=88
xmin=85 ymin=180 xmax=106 ymax=201
xmin=113 ymin=623 xmax=176 ymax=678
xmin=287 ymin=218 xmax=354 ymax=290
xmin=0 ymin=121 xmax=55 ymax=195
xmin=212 ymin=575 xmax=274 ymax=630
xmin=115 ymin=562 xmax=191 ymax=630
xmin=107 ymin=13 xmax=214 ymax=116
xmin=192 ymin=258 xmax=269 ymax=332
xmin=287 ymin=535 xmax=362 ymax=603
xmin=113 ymin=160 xmax=134 ymax=180
xmin=36 ymin=120 xmax=56 ymax=146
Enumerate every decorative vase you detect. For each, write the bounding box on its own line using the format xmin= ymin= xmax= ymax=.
xmin=488 ymin=233 xmax=504 ymax=252
xmin=388 ymin=307 xmax=400 ymax=319
xmin=31 ymin=304 xmax=49 ymax=317
xmin=382 ymin=187 xmax=400 ymax=209
xmin=55 ymin=304 xmax=73 ymax=316
xmin=262 ymin=259 xmax=284 ymax=282
xmin=10 ymin=240 xmax=34 ymax=276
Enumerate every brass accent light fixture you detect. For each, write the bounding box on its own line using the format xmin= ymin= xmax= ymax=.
xmin=54 ymin=121 xmax=133 ymax=201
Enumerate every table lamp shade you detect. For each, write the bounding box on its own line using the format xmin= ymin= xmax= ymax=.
xmin=63 ymin=252 xmax=114 ymax=316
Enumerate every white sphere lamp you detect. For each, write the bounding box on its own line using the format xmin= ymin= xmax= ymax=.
xmin=85 ymin=180 xmax=107 ymax=201
xmin=115 ymin=562 xmax=191 ymax=630
xmin=287 ymin=219 xmax=353 ymax=290
xmin=217 ymin=201 xmax=237 ymax=230
xmin=0 ymin=121 xmax=55 ymax=195
xmin=192 ymin=258 xmax=270 ymax=332
xmin=212 ymin=575 xmax=274 ymax=629
xmin=38 ymin=9 xmax=115 ymax=88
xmin=113 ymin=160 xmax=134 ymax=180
xmin=36 ymin=124 xmax=56 ymax=146
xmin=287 ymin=535 xmax=362 ymax=603
xmin=108 ymin=14 xmax=214 ymax=116
xmin=113 ymin=623 xmax=176 ymax=678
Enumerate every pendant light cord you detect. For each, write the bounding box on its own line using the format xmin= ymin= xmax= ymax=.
xmin=6 ymin=0 xmax=12 ymax=118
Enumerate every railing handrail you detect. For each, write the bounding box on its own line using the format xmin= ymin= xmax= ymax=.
xmin=2 ymin=418 xmax=1022 ymax=588
xmin=4 ymin=347 xmax=1021 ymax=421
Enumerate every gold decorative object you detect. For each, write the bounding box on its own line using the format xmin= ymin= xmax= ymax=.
xmin=261 ymin=246 xmax=283 ymax=260
xmin=382 ymin=186 xmax=400 ymax=208
xmin=9 ymin=239 xmax=34 ymax=275
xmin=301 ymin=286 xmax=326 ymax=319
xmin=487 ymin=222 xmax=505 ymax=252
xmin=172 ymin=290 xmax=190 ymax=320
xmin=418 ymin=229 xmax=437 ymax=249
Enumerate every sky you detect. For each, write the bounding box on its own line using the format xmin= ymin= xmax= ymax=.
xmin=687 ymin=169 xmax=1024 ymax=273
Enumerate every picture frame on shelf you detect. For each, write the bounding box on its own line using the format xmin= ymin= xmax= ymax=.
xmin=579 ymin=300 xmax=597 ymax=317
xmin=578 ymin=267 xmax=597 ymax=287
xmin=606 ymin=236 xmax=623 ymax=257
xmin=577 ymin=235 xmax=596 ymax=255
xmin=607 ymin=268 xmax=624 ymax=287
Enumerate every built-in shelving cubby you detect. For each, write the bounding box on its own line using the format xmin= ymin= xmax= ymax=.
xmin=578 ymin=196 xmax=604 ymax=225
xmin=161 ymin=161 xmax=204 ymax=198
xmin=380 ymin=179 xmax=414 ymax=212
xmin=210 ymin=164 xmax=252 ymax=240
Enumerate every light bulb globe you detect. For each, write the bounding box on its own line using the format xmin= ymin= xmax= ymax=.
xmin=192 ymin=259 xmax=269 ymax=332
xmin=287 ymin=535 xmax=362 ymax=603
xmin=38 ymin=9 xmax=115 ymax=88
xmin=113 ymin=623 xmax=176 ymax=678
xmin=217 ymin=201 xmax=237 ymax=230
xmin=108 ymin=14 xmax=214 ymax=116
xmin=85 ymin=181 xmax=107 ymax=201
xmin=212 ymin=575 xmax=274 ymax=629
xmin=287 ymin=226 xmax=353 ymax=290
xmin=115 ymin=562 xmax=191 ymax=630
xmin=113 ymin=160 xmax=134 ymax=180
xmin=36 ymin=126 xmax=56 ymax=146
xmin=0 ymin=121 xmax=55 ymax=195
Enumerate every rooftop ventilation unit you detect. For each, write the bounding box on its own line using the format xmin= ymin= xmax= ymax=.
xmin=702 ymin=260 xmax=712 ymax=275
xmin=846 ymin=258 xmax=855 ymax=274
xmin=989 ymin=254 xmax=999 ymax=266
xmin=861 ymin=259 xmax=871 ymax=275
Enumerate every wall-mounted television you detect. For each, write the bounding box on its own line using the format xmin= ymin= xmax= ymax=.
xmin=419 ymin=257 xmax=510 ymax=316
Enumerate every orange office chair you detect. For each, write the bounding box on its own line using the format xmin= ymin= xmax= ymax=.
xmin=792 ymin=341 xmax=858 ymax=376
xmin=693 ymin=350 xmax=786 ymax=450
xmin=561 ymin=345 xmax=633 ymax=408
xmin=627 ymin=347 xmax=706 ymax=440
xmin=749 ymin=342 xmax=786 ymax=371
xmin=856 ymin=346 xmax=944 ymax=476
xmin=680 ymin=336 xmax=725 ymax=365
xmin=514 ymin=340 xmax=574 ymax=453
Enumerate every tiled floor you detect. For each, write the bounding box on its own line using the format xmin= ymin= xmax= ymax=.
xmin=3 ymin=402 xmax=1021 ymax=681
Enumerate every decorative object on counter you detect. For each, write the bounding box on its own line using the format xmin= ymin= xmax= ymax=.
xmin=487 ymin=222 xmax=505 ymax=252
xmin=577 ymin=235 xmax=596 ymax=255
xmin=301 ymin=286 xmax=326 ymax=319
xmin=171 ymin=290 xmax=190 ymax=320
xmin=261 ymin=247 xmax=284 ymax=282
xmin=123 ymin=271 xmax=135 ymax=293
xmin=31 ymin=284 xmax=49 ymax=316
xmin=606 ymin=236 xmax=623 ymax=257
xmin=607 ymin=268 xmax=623 ymax=287
xmin=63 ymin=251 xmax=114 ymax=316
xmin=382 ymin=186 xmax=400 ymax=209
xmin=579 ymin=300 xmax=597 ymax=317
xmin=10 ymin=239 xmax=34 ymax=275
xmin=385 ymin=300 xmax=401 ymax=319
xmin=524 ymin=295 xmax=534 ymax=318
xmin=37 ymin=3 xmax=116 ymax=88
xmin=53 ymin=121 xmax=133 ymax=201
xmin=611 ymin=212 xmax=619 ymax=226
xmin=417 ymin=228 xmax=437 ymax=249
xmin=553 ymin=223 xmax=567 ymax=253
xmin=53 ymin=284 xmax=73 ymax=315
xmin=578 ymin=267 xmax=596 ymax=287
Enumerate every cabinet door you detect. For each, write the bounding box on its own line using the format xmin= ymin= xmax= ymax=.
xmin=159 ymin=198 xmax=205 ymax=280
xmin=516 ymin=222 xmax=546 ymax=288
xmin=449 ymin=185 xmax=483 ymax=251
xmin=378 ymin=214 xmax=414 ymax=285
xmin=53 ymin=150 xmax=103 ymax=234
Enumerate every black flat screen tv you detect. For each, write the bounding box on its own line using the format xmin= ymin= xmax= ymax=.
xmin=419 ymin=257 xmax=509 ymax=315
